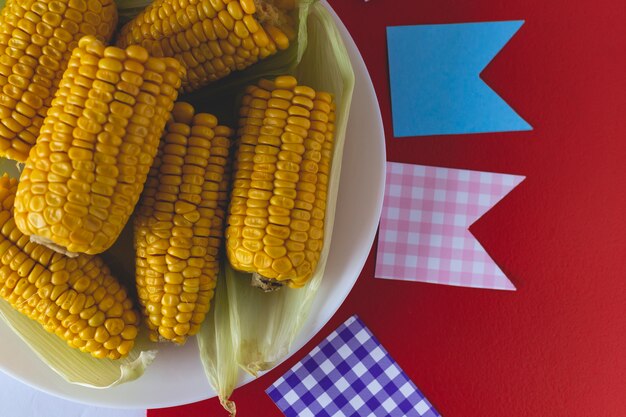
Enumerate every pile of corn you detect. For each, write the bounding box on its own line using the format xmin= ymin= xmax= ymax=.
xmin=0 ymin=0 xmax=336 ymax=357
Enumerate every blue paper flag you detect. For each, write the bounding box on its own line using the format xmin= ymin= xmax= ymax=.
xmin=387 ymin=21 xmax=532 ymax=137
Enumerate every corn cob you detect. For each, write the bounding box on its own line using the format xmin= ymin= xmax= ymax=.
xmin=0 ymin=0 xmax=118 ymax=162
xmin=134 ymin=102 xmax=232 ymax=344
xmin=226 ymin=75 xmax=335 ymax=288
xmin=0 ymin=174 xmax=139 ymax=359
xmin=13 ymin=36 xmax=184 ymax=256
xmin=116 ymin=0 xmax=297 ymax=93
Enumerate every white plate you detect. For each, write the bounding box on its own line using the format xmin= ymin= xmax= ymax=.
xmin=0 ymin=2 xmax=386 ymax=409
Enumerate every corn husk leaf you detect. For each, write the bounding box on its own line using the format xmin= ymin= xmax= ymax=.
xmin=0 ymin=300 xmax=157 ymax=387
xmin=197 ymin=270 xmax=238 ymax=416
xmin=197 ymin=0 xmax=354 ymax=411
xmin=0 ymin=158 xmax=158 ymax=388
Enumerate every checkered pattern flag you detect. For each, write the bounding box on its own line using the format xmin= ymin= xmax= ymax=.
xmin=267 ymin=316 xmax=440 ymax=417
xmin=375 ymin=162 xmax=524 ymax=290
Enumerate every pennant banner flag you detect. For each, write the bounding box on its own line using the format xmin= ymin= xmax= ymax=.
xmin=375 ymin=162 xmax=524 ymax=290
xmin=267 ymin=315 xmax=441 ymax=417
xmin=387 ymin=21 xmax=532 ymax=137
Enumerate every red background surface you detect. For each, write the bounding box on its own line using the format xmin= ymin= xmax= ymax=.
xmin=151 ymin=0 xmax=626 ymax=415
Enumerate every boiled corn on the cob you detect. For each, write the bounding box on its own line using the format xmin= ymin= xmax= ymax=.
xmin=226 ymin=75 xmax=335 ymax=288
xmin=0 ymin=174 xmax=139 ymax=359
xmin=116 ymin=0 xmax=297 ymax=93
xmin=14 ymin=36 xmax=184 ymax=255
xmin=134 ymin=102 xmax=232 ymax=344
xmin=0 ymin=0 xmax=118 ymax=162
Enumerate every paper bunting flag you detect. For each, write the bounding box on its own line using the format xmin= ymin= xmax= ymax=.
xmin=267 ymin=315 xmax=440 ymax=417
xmin=387 ymin=21 xmax=531 ymax=137
xmin=375 ymin=162 xmax=524 ymax=290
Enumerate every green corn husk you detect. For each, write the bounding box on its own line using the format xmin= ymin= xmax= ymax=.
xmin=0 ymin=301 xmax=157 ymax=387
xmin=198 ymin=270 xmax=238 ymax=416
xmin=197 ymin=0 xmax=355 ymax=412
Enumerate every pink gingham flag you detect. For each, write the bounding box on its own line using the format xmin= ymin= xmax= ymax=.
xmin=375 ymin=162 xmax=524 ymax=290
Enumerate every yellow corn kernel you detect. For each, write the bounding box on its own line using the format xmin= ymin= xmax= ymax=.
xmin=14 ymin=37 xmax=184 ymax=255
xmin=134 ymin=102 xmax=232 ymax=344
xmin=226 ymin=76 xmax=336 ymax=288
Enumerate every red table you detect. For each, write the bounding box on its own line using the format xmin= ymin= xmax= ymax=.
xmin=151 ymin=0 xmax=626 ymax=415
